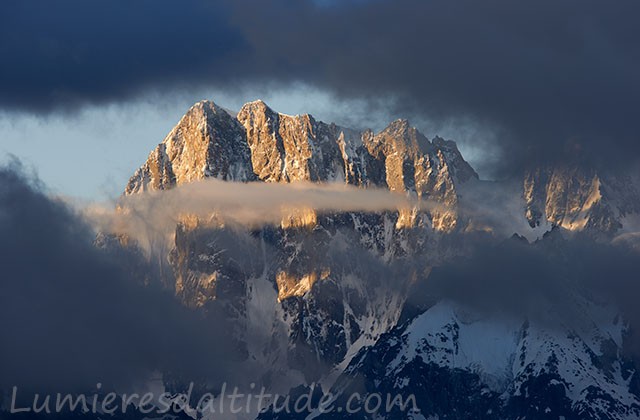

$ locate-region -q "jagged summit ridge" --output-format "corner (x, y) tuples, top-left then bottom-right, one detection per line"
(524, 164), (640, 234)
(126, 98), (477, 230)
(125, 98), (640, 236)
(125, 100), (255, 194)
(237, 99), (351, 183)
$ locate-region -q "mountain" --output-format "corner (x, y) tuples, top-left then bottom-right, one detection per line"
(524, 164), (640, 235)
(273, 297), (640, 419)
(126, 99), (478, 231)
(296, 233), (640, 420)
(126, 100), (640, 238)
(118, 99), (640, 419)
(126, 101), (256, 194)
(124, 99), (475, 386)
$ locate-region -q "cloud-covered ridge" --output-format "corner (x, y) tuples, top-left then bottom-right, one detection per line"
(87, 179), (434, 251)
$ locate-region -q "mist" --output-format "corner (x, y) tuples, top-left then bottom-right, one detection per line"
(85, 178), (438, 254)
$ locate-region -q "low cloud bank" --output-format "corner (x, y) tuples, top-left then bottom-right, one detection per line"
(86, 178), (436, 253)
(0, 163), (239, 396)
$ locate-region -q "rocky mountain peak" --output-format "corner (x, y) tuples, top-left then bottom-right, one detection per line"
(386, 118), (410, 131)
(238, 99), (276, 120)
(523, 163), (640, 234)
(125, 99), (255, 194)
(369, 118), (429, 157)
(431, 136), (478, 184)
(237, 99), (347, 183)
(126, 99), (484, 231)
(124, 98), (640, 237)
(190, 99), (227, 116)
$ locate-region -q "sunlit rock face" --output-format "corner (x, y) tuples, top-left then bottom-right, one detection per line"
(365, 119), (477, 230)
(237, 100), (350, 183)
(125, 100), (255, 194)
(524, 164), (640, 234)
(275, 269), (331, 302)
(122, 100), (640, 332)
(127, 99), (477, 232)
(279, 206), (318, 229)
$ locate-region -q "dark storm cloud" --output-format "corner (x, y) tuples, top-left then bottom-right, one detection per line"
(0, 0), (246, 112)
(0, 161), (239, 395)
(229, 0), (640, 171)
(2, 0), (640, 169)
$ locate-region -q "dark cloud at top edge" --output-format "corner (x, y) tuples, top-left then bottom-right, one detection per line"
(0, 0), (247, 113)
(1, 0), (640, 172)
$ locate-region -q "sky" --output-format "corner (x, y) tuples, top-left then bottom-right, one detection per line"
(1, 0), (639, 198)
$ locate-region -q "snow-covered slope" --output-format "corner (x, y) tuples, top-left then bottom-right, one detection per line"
(320, 298), (640, 419)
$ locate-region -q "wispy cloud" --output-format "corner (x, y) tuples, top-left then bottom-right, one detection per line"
(85, 179), (439, 253)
